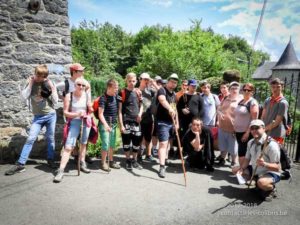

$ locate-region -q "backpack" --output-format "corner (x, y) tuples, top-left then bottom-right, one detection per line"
(92, 94), (108, 120)
(120, 88), (142, 104)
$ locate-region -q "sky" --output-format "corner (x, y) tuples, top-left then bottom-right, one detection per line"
(68, 0), (300, 61)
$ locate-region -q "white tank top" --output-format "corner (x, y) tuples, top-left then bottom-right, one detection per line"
(71, 93), (87, 119)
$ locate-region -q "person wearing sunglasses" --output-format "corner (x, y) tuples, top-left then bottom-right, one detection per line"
(232, 119), (281, 202)
(5, 64), (58, 176)
(234, 83), (259, 166)
(54, 77), (92, 183)
(175, 79), (188, 103)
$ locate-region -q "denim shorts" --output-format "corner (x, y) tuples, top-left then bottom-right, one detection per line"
(99, 123), (117, 151)
(246, 166), (280, 184)
(157, 121), (174, 142)
(65, 119), (91, 148)
(218, 128), (238, 155)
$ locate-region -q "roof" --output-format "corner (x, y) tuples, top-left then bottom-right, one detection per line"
(252, 61), (276, 80)
(272, 38), (300, 70)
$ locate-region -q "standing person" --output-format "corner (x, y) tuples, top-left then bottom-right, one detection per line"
(232, 120), (281, 202)
(177, 79), (204, 139)
(56, 63), (93, 163)
(139, 73), (156, 162)
(5, 65), (58, 175)
(218, 81), (230, 102)
(151, 76), (164, 156)
(182, 117), (214, 172)
(53, 78), (92, 183)
(175, 79), (188, 103)
(233, 83), (259, 166)
(98, 79), (120, 172)
(118, 72), (143, 170)
(156, 73), (179, 178)
(217, 82), (242, 167)
(200, 81), (220, 127)
(261, 78), (289, 145)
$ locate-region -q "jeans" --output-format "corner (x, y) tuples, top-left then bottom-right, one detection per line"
(65, 118), (91, 148)
(18, 112), (57, 165)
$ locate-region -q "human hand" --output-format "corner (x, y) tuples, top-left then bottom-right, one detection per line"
(256, 158), (265, 167)
(182, 108), (190, 115)
(241, 132), (249, 142)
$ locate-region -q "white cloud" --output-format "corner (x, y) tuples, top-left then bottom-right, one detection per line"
(145, 0), (173, 7)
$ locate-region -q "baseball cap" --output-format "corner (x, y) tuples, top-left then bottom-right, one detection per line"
(140, 72), (151, 79)
(229, 81), (240, 89)
(70, 63), (85, 72)
(168, 73), (179, 81)
(155, 75), (162, 81)
(249, 119), (265, 128)
(188, 79), (197, 86)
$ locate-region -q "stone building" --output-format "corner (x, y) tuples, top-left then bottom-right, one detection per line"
(0, 0), (72, 162)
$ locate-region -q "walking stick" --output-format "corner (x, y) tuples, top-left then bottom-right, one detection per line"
(78, 117), (84, 176)
(171, 116), (187, 187)
(247, 139), (268, 188)
(107, 117), (112, 174)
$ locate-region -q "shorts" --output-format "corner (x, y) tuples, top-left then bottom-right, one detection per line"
(218, 128), (238, 155)
(65, 119), (91, 148)
(157, 121), (174, 142)
(235, 132), (252, 157)
(99, 123), (117, 151)
(121, 121), (142, 152)
(141, 118), (153, 143)
(246, 166), (281, 184)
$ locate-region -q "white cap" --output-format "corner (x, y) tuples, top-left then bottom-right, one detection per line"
(168, 73), (179, 81)
(249, 119), (265, 127)
(140, 72), (150, 79)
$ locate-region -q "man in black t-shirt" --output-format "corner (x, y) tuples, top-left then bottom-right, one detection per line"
(182, 117), (214, 172)
(156, 73), (179, 178)
(118, 72), (143, 170)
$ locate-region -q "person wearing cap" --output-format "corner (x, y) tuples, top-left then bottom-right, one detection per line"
(177, 79), (205, 140)
(261, 78), (289, 145)
(232, 119), (281, 201)
(56, 63), (93, 164)
(217, 81), (242, 167)
(138, 73), (156, 162)
(156, 73), (179, 178)
(176, 79), (188, 103)
(5, 65), (58, 176)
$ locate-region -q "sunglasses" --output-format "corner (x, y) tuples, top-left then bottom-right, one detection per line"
(243, 89), (252, 92)
(250, 126), (261, 130)
(76, 83), (86, 88)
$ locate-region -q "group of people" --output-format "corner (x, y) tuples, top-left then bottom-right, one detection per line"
(5, 63), (289, 202)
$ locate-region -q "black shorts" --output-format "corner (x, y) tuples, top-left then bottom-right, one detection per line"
(236, 132), (252, 157)
(141, 117), (153, 143)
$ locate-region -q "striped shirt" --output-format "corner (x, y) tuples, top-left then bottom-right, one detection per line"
(99, 94), (118, 125)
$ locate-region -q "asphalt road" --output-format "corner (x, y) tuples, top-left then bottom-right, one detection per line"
(0, 154), (299, 225)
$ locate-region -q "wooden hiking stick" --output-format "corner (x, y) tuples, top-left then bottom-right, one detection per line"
(171, 116), (187, 187)
(247, 139), (268, 188)
(78, 118), (84, 176)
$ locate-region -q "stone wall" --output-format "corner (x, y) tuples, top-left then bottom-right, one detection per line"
(0, 0), (72, 162)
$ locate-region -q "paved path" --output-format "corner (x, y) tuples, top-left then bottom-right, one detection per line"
(0, 154), (299, 225)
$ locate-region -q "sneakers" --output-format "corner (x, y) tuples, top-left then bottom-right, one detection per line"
(53, 169), (64, 183)
(264, 188), (278, 202)
(145, 155), (156, 162)
(132, 160), (143, 170)
(152, 148), (158, 156)
(5, 163), (25, 176)
(100, 162), (111, 172)
(217, 158), (226, 166)
(158, 166), (166, 178)
(109, 161), (121, 169)
(126, 159), (133, 171)
(80, 161), (91, 173)
(47, 159), (58, 169)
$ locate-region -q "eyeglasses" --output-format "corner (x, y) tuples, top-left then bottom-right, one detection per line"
(243, 89), (252, 92)
(75, 70), (84, 73)
(250, 126), (260, 130)
(76, 83), (86, 88)
(182, 84), (188, 87)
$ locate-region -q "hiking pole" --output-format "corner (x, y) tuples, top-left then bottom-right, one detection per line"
(171, 116), (187, 187)
(78, 117), (84, 176)
(247, 139), (268, 188)
(107, 116), (112, 174)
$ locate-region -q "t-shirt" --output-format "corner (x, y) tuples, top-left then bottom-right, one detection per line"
(234, 98), (258, 132)
(141, 87), (155, 119)
(99, 94), (118, 125)
(263, 97), (289, 138)
(30, 82), (55, 115)
(156, 87), (176, 123)
(117, 89), (140, 122)
(245, 134), (281, 176)
(218, 95), (243, 132)
(202, 93), (220, 126)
